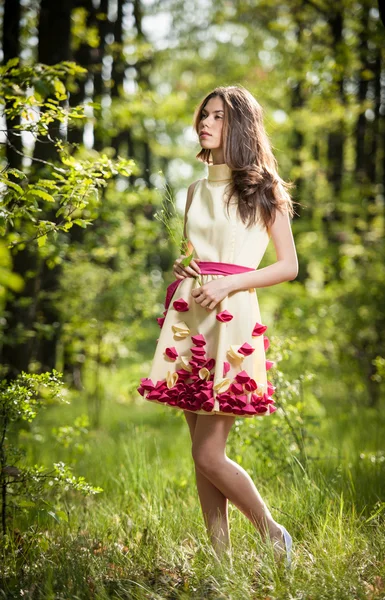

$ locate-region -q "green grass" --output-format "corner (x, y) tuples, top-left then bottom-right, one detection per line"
(1, 361), (385, 600)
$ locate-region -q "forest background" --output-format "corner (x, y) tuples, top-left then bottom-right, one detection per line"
(0, 0), (384, 599)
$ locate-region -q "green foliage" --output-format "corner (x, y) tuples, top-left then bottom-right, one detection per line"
(0, 58), (138, 249)
(0, 58), (87, 119)
(0, 371), (102, 537)
(0, 370), (66, 423)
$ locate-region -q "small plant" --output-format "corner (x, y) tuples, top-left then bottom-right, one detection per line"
(0, 370), (103, 539)
(154, 176), (202, 285)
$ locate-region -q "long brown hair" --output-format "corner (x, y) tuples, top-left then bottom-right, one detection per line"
(193, 85), (297, 232)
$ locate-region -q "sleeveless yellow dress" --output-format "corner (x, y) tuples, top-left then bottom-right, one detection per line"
(138, 163), (277, 417)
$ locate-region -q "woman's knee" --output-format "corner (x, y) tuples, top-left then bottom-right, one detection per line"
(192, 442), (223, 476)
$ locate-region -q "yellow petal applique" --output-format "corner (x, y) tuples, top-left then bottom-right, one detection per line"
(172, 321), (190, 339)
(213, 378), (231, 393)
(178, 355), (192, 372)
(227, 345), (245, 362)
(198, 367), (210, 381)
(166, 371), (179, 389)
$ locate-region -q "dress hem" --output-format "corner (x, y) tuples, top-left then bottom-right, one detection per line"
(142, 396), (276, 418)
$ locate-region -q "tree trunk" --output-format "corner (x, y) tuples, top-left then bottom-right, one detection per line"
(2, 0), (22, 171)
(2, 1), (73, 379)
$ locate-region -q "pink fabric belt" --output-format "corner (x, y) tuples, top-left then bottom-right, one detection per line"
(164, 260), (255, 310)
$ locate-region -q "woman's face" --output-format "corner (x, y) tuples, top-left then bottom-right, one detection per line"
(198, 96), (224, 150)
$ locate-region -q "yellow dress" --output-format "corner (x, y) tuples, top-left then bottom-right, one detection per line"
(138, 163), (277, 417)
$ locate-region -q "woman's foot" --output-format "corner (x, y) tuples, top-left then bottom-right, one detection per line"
(271, 524), (292, 569)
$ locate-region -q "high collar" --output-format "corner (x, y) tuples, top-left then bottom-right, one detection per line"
(207, 163), (232, 182)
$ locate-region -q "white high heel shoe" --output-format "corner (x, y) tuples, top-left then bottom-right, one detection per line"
(275, 524), (293, 569)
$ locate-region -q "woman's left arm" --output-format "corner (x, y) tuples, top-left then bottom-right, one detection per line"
(227, 208), (298, 293)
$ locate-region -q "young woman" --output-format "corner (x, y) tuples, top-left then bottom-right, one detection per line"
(138, 85), (298, 569)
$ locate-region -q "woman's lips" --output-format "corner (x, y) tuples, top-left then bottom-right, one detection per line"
(200, 132), (211, 138)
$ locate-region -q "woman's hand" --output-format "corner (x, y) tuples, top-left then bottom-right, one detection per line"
(173, 255), (201, 280)
(191, 277), (234, 310)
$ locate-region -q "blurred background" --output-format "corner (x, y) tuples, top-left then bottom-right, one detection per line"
(0, 1), (384, 597)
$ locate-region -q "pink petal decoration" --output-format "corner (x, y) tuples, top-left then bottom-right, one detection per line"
(164, 347), (178, 360)
(264, 396), (276, 405)
(223, 362), (230, 376)
(238, 342), (255, 356)
(201, 399), (215, 412)
(235, 370), (250, 384)
(158, 393), (170, 402)
(140, 342), (278, 418)
(244, 378), (257, 392)
(219, 403), (233, 413)
(263, 336), (270, 351)
(175, 369), (191, 380)
(236, 395), (248, 407)
(173, 298), (189, 312)
(191, 333), (206, 346)
(250, 393), (263, 406)
(229, 382), (244, 395)
(187, 401), (200, 411)
(252, 322), (268, 336)
(197, 390), (212, 402)
(217, 392), (232, 402)
(140, 378), (155, 391)
(189, 358), (206, 369)
(265, 360), (275, 370)
(157, 316), (165, 328)
(216, 310), (234, 323)
(190, 346), (206, 357)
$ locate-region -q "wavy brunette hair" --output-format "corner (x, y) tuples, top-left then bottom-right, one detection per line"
(193, 85), (297, 232)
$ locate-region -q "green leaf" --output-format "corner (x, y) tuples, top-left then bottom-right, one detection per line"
(6, 168), (26, 179)
(37, 234), (47, 247)
(5, 180), (23, 195)
(4, 57), (19, 70)
(73, 219), (92, 228)
(29, 189), (55, 203)
(55, 510), (69, 522)
(181, 254), (194, 268)
(54, 79), (66, 97)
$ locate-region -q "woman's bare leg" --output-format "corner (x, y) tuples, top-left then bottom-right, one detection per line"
(192, 414), (285, 556)
(184, 410), (230, 558)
